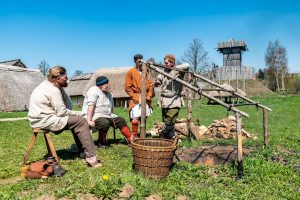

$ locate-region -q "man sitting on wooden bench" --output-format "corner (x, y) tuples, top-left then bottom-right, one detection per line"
(82, 75), (134, 147)
(27, 66), (101, 168)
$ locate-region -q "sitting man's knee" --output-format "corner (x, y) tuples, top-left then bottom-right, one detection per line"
(95, 118), (110, 130)
(114, 117), (127, 128)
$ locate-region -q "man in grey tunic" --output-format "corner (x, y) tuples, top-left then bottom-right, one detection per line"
(28, 66), (101, 167)
(155, 54), (188, 139)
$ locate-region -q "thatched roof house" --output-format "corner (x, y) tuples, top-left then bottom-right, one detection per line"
(208, 83), (246, 103)
(209, 83), (246, 97)
(0, 59), (27, 68)
(65, 73), (93, 106)
(0, 64), (45, 111)
(83, 67), (131, 108)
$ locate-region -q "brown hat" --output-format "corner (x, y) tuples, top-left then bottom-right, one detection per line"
(164, 54), (176, 62)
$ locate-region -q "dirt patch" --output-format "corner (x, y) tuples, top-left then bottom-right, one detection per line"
(0, 176), (22, 185)
(272, 146), (300, 170)
(75, 193), (101, 200)
(175, 145), (254, 166)
(145, 195), (162, 200)
(35, 195), (56, 200)
(118, 184), (134, 198)
(176, 196), (188, 200)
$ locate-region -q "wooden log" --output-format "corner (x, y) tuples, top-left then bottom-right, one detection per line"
(192, 72), (272, 112)
(148, 61), (271, 112)
(140, 63), (147, 138)
(175, 127), (188, 136)
(175, 118), (200, 125)
(191, 125), (200, 140)
(236, 112), (243, 179)
(198, 125), (208, 137)
(187, 73), (193, 141)
(147, 63), (249, 117)
(263, 108), (269, 146)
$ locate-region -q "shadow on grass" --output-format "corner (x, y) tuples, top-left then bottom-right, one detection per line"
(54, 149), (81, 160)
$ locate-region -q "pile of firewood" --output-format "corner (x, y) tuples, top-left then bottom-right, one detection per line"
(147, 116), (251, 140)
(202, 116), (251, 139)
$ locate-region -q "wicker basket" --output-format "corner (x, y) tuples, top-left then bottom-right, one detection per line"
(131, 138), (177, 179)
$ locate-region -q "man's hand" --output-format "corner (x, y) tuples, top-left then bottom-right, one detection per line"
(154, 80), (161, 87)
(87, 120), (95, 127)
(146, 96), (151, 101)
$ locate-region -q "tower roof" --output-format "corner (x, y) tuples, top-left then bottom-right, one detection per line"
(217, 39), (248, 52)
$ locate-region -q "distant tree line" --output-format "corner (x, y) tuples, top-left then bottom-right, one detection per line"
(256, 39), (300, 94)
(37, 60), (84, 79)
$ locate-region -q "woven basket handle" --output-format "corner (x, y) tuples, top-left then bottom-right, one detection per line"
(173, 137), (179, 146)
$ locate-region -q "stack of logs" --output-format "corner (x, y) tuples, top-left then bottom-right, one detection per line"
(203, 116), (251, 139)
(147, 116), (252, 140)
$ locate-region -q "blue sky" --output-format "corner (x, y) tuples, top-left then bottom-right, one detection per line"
(0, 0), (299, 76)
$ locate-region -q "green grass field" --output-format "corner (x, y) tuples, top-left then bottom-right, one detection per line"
(0, 96), (299, 199)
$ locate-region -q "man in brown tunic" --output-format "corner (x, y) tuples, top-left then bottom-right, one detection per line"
(125, 54), (154, 137)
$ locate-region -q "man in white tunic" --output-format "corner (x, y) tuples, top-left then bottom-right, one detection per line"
(28, 66), (101, 167)
(82, 76), (133, 146)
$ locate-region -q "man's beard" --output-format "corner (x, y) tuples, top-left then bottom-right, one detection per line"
(60, 81), (68, 87)
(101, 87), (111, 93)
(137, 63), (143, 71)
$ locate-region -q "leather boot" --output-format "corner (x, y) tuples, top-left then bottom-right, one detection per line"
(96, 131), (109, 148)
(120, 126), (133, 143)
(161, 125), (176, 139)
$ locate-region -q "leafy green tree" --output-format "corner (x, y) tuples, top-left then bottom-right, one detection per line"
(257, 68), (265, 80)
(288, 76), (300, 94)
(265, 39), (288, 93)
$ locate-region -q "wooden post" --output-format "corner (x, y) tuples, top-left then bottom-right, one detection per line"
(236, 69), (238, 90)
(140, 63), (147, 138)
(236, 112), (243, 179)
(263, 108), (269, 146)
(187, 73), (193, 141)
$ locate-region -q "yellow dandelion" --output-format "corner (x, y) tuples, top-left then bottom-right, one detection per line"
(102, 175), (109, 181)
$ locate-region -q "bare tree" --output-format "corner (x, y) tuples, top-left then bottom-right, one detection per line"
(181, 38), (211, 73)
(72, 70), (83, 78)
(147, 57), (156, 63)
(181, 38), (211, 107)
(265, 40), (288, 93)
(38, 59), (50, 76)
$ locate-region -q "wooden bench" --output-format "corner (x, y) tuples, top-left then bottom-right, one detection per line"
(22, 128), (59, 166)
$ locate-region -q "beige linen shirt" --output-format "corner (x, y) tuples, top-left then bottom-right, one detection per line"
(28, 80), (81, 131)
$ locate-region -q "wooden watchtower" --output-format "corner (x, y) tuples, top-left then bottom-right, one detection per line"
(217, 39), (248, 91)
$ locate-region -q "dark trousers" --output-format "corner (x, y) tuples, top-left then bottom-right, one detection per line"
(94, 117), (127, 132)
(57, 116), (96, 158)
(162, 107), (180, 126)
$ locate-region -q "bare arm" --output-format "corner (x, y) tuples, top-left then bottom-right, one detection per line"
(87, 104), (95, 127)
